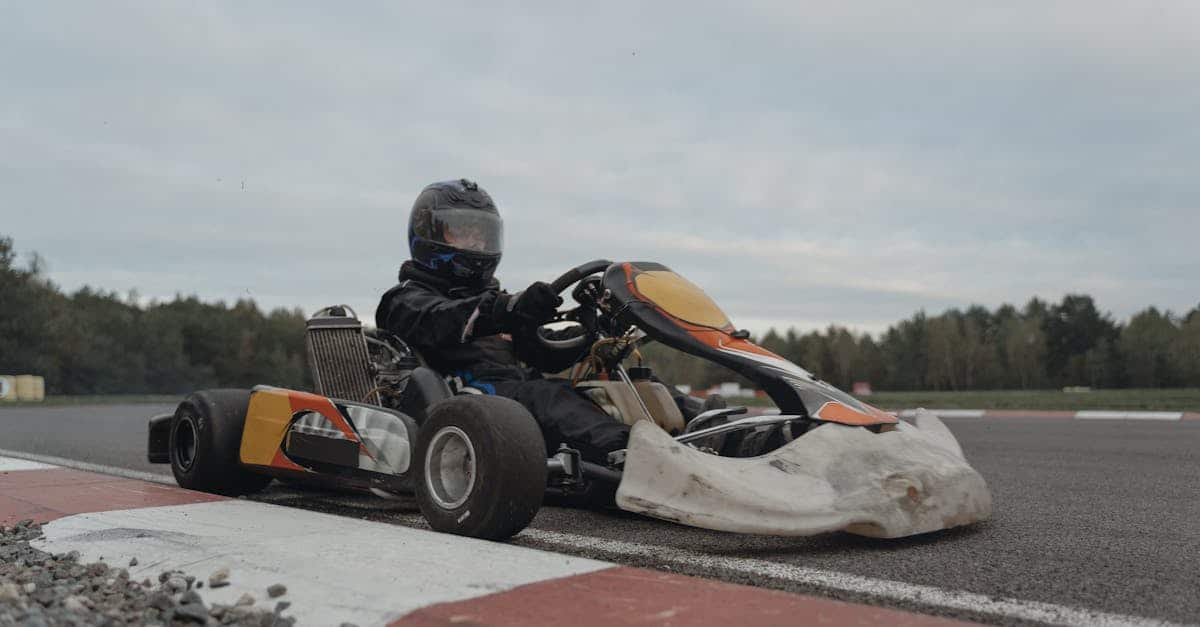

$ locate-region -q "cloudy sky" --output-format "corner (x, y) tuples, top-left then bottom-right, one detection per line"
(3, 2), (1197, 335)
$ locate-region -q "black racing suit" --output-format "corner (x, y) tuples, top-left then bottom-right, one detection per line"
(376, 261), (632, 463)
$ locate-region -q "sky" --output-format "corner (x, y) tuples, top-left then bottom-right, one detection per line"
(3, 2), (1197, 335)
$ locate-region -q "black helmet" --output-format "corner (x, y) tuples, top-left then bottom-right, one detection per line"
(408, 179), (504, 284)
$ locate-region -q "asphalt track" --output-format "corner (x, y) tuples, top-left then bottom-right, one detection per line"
(2, 403), (1198, 625)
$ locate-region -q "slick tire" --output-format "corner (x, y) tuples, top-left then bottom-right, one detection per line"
(169, 389), (273, 496)
(415, 395), (546, 540)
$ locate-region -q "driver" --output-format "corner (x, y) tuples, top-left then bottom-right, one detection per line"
(376, 179), (634, 463)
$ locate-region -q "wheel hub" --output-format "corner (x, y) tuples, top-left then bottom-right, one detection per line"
(174, 416), (198, 472)
(424, 426), (477, 510)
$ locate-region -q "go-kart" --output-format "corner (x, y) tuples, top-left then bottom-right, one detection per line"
(148, 260), (991, 540)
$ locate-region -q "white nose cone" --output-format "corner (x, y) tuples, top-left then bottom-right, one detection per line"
(615, 409), (992, 538)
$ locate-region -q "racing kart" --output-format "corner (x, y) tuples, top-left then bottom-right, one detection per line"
(148, 260), (991, 541)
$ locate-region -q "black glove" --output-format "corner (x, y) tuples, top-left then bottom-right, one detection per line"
(494, 281), (563, 330)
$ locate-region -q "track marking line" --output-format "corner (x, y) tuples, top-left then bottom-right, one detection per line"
(1075, 411), (1182, 421)
(897, 409), (986, 419)
(0, 457), (56, 472)
(0, 448), (174, 484)
(4, 451), (1188, 627)
(513, 531), (1185, 627)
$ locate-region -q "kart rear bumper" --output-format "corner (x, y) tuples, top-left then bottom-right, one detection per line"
(615, 409), (992, 538)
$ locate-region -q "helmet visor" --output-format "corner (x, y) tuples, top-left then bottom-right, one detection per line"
(426, 209), (503, 255)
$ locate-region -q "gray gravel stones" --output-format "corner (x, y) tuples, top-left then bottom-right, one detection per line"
(0, 521), (297, 626)
(0, 582), (21, 603)
(266, 584), (287, 599)
(208, 567), (231, 589)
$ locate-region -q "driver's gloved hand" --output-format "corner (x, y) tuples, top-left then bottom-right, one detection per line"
(494, 281), (563, 330)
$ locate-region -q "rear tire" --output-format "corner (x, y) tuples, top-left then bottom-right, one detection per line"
(169, 389), (273, 496)
(415, 395), (546, 540)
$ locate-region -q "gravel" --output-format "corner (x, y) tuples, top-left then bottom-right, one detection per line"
(0, 520), (298, 626)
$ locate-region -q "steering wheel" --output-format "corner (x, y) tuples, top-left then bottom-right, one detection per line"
(515, 260), (612, 366)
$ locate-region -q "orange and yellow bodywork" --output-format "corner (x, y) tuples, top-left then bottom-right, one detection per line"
(611, 262), (896, 426)
(240, 387), (364, 473)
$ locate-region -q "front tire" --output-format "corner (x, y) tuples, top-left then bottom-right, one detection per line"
(415, 395), (546, 540)
(169, 389), (272, 496)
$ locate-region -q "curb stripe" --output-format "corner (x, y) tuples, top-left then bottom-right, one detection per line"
(6, 458), (973, 627)
(0, 467), (224, 526)
(0, 457), (55, 472)
(517, 529), (1186, 627)
(896, 409), (984, 419)
(1075, 411), (1182, 421)
(980, 409), (1076, 419)
(33, 499), (611, 627)
(889, 409), (1193, 421)
(390, 566), (973, 627)
(0, 447), (175, 484)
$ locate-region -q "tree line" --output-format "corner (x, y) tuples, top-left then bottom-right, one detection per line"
(646, 295), (1200, 392)
(1, 236), (309, 394)
(2, 234), (1197, 394)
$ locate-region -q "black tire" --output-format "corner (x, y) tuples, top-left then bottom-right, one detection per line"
(169, 389), (273, 496)
(414, 395), (546, 540)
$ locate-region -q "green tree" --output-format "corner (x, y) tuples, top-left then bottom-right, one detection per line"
(1120, 308), (1180, 387)
(1043, 295), (1120, 386)
(1002, 315), (1047, 389)
(1170, 306), (1200, 386)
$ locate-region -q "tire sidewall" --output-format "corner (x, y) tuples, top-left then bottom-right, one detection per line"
(169, 399), (215, 488)
(167, 389), (269, 495)
(415, 395), (546, 539)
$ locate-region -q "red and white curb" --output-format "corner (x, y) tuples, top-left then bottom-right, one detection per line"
(0, 456), (972, 627)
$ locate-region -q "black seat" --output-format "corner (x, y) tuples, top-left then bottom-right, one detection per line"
(399, 366), (453, 424)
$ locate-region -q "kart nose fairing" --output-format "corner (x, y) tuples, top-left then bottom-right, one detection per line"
(615, 409), (992, 538)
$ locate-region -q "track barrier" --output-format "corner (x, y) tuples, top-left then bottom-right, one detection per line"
(0, 375), (45, 401)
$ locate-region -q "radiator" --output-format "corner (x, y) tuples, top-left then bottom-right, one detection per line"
(305, 310), (379, 405)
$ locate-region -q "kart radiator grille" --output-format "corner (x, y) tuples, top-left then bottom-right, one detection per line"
(305, 317), (379, 405)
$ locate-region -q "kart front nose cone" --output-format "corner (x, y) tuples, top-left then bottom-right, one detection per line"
(615, 409), (991, 538)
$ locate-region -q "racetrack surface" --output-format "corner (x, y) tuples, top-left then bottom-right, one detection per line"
(2, 403), (1198, 625)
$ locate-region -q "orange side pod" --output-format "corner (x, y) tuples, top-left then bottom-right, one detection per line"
(240, 388), (361, 472)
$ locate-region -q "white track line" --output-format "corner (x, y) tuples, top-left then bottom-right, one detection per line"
(0, 448), (174, 484)
(5, 451), (1187, 627)
(0, 457), (56, 472)
(518, 529), (1186, 627)
(1075, 411), (1182, 421)
(897, 409), (986, 419)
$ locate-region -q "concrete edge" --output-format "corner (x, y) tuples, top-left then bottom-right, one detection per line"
(1, 456), (977, 627)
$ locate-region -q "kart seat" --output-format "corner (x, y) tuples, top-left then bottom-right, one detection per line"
(399, 365), (452, 424)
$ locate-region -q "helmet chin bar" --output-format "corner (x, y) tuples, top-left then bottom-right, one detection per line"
(407, 179), (504, 283)
(410, 237), (501, 284)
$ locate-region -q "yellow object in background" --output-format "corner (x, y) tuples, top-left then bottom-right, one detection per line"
(1, 375), (45, 401)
